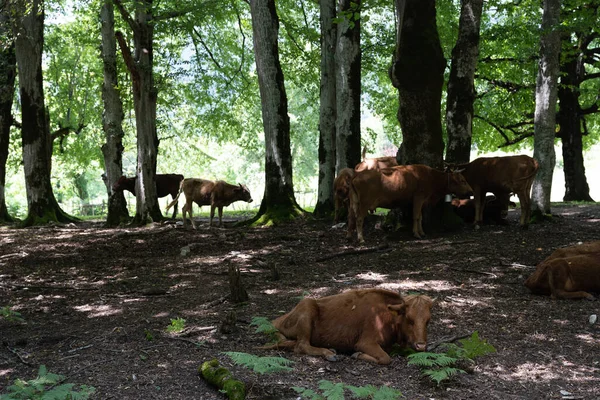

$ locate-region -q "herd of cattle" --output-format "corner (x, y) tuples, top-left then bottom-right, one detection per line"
(111, 151), (599, 365)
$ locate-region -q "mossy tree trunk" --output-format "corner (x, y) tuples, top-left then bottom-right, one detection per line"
(115, 0), (162, 225)
(335, 0), (362, 172)
(445, 0), (483, 165)
(313, 0), (337, 219)
(0, 4), (16, 223)
(390, 0), (445, 168)
(11, 0), (75, 226)
(531, 0), (560, 215)
(247, 0), (304, 226)
(100, 0), (129, 227)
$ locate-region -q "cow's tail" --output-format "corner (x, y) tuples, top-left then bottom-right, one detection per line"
(257, 340), (297, 350)
(516, 157), (540, 182)
(166, 179), (184, 211)
(361, 146), (367, 160)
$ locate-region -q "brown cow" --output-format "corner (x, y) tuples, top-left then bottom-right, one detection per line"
(166, 178), (252, 229)
(347, 165), (473, 242)
(452, 155), (539, 227)
(538, 240), (600, 262)
(333, 168), (355, 223)
(524, 252), (600, 300)
(113, 174), (184, 219)
(262, 289), (434, 365)
(451, 195), (516, 225)
(354, 147), (398, 172)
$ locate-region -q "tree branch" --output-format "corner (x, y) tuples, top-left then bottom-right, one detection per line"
(497, 131), (534, 147)
(154, 9), (193, 22)
(191, 26), (221, 69)
(112, 0), (136, 31)
(115, 31), (140, 91)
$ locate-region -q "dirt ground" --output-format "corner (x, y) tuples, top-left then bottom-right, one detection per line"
(1, 203), (599, 400)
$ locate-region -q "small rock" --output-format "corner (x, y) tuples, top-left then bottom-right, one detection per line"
(331, 223), (346, 229)
(589, 314), (597, 325)
(180, 246), (190, 256)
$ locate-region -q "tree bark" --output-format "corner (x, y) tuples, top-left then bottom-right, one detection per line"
(0, 2), (16, 223)
(100, 0), (129, 227)
(313, 0), (337, 219)
(390, 0), (446, 168)
(115, 0), (161, 225)
(11, 0), (74, 226)
(445, 0), (484, 164)
(335, 0), (361, 172)
(531, 0), (560, 215)
(247, 0), (303, 225)
(557, 40), (593, 202)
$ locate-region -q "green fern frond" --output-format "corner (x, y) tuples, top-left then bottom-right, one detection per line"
(250, 316), (278, 336)
(423, 367), (466, 385)
(318, 380), (345, 400)
(224, 351), (294, 374)
(347, 384), (403, 399)
(292, 386), (324, 400)
(346, 384), (379, 398)
(458, 331), (496, 360)
(407, 352), (458, 368)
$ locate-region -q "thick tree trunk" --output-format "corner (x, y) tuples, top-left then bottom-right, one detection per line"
(445, 0), (484, 164)
(115, 0), (161, 225)
(335, 0), (361, 172)
(390, 0), (445, 168)
(0, 4), (16, 223)
(557, 48), (594, 202)
(531, 0), (560, 215)
(248, 0), (303, 225)
(313, 0), (337, 219)
(100, 0), (129, 227)
(11, 0), (74, 226)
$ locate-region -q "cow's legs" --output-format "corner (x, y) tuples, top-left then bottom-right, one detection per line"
(218, 206), (224, 227)
(516, 191), (531, 227)
(412, 198), (425, 238)
(353, 341), (392, 365)
(182, 201), (192, 229)
(209, 205), (216, 227)
(170, 199), (178, 219)
(548, 262), (595, 300)
(188, 202), (197, 229)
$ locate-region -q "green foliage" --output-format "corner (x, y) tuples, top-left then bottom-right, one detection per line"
(250, 316), (279, 340)
(0, 307), (24, 323)
(144, 329), (154, 341)
(0, 365), (95, 400)
(407, 331), (496, 386)
(293, 380), (403, 400)
(223, 352), (294, 374)
(166, 317), (186, 333)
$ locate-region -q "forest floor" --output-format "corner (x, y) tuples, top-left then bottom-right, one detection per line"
(1, 203), (599, 400)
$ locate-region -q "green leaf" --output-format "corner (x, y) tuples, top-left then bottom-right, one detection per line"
(223, 352), (294, 374)
(318, 380), (345, 400)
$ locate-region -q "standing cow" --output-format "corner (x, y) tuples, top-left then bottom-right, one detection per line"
(166, 178), (252, 229)
(262, 289), (434, 365)
(348, 165), (473, 242)
(112, 174), (184, 219)
(451, 155), (539, 228)
(354, 146), (398, 172)
(333, 168), (355, 223)
(525, 241), (600, 300)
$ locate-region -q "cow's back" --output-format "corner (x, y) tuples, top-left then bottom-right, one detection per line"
(463, 155), (537, 192)
(542, 240), (600, 263)
(183, 178), (215, 206)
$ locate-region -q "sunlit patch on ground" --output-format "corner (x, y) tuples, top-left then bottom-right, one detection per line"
(0, 368), (14, 377)
(379, 280), (458, 292)
(355, 271), (387, 281)
(575, 333), (598, 344)
(73, 304), (123, 318)
(483, 360), (600, 383)
(527, 333), (556, 342)
(262, 289), (280, 295)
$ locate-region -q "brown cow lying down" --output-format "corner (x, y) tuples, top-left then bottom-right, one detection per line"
(333, 168), (355, 223)
(452, 155), (538, 227)
(524, 242), (600, 300)
(166, 178), (252, 229)
(348, 165), (473, 242)
(354, 146), (398, 172)
(451, 195), (516, 225)
(113, 174), (184, 219)
(262, 289), (434, 365)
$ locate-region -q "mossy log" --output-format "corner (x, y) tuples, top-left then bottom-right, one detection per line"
(199, 359), (246, 400)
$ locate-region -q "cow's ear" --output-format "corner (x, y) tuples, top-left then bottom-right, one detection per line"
(388, 303), (407, 315)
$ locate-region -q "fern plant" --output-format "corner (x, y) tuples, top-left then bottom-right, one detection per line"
(250, 316), (279, 341)
(0, 306), (24, 323)
(166, 317), (186, 333)
(444, 331), (496, 360)
(223, 351), (294, 374)
(293, 380), (403, 400)
(0, 365), (95, 400)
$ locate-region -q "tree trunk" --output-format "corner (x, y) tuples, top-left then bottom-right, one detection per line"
(335, 0), (362, 171)
(390, 0), (446, 168)
(313, 0), (337, 219)
(531, 0), (560, 215)
(557, 44), (593, 202)
(100, 0), (129, 227)
(445, 0), (484, 164)
(0, 3), (16, 223)
(115, 0), (161, 225)
(247, 0), (304, 225)
(11, 0), (74, 226)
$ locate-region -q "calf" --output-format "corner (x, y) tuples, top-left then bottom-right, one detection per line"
(451, 155), (539, 227)
(112, 174), (184, 219)
(262, 289), (434, 365)
(348, 165), (473, 242)
(333, 168), (355, 223)
(451, 195), (516, 225)
(166, 178), (252, 229)
(524, 253), (600, 300)
(354, 147), (398, 172)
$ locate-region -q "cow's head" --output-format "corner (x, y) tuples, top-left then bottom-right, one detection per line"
(390, 294), (434, 352)
(112, 176), (128, 192)
(448, 172), (474, 198)
(237, 184), (253, 203)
